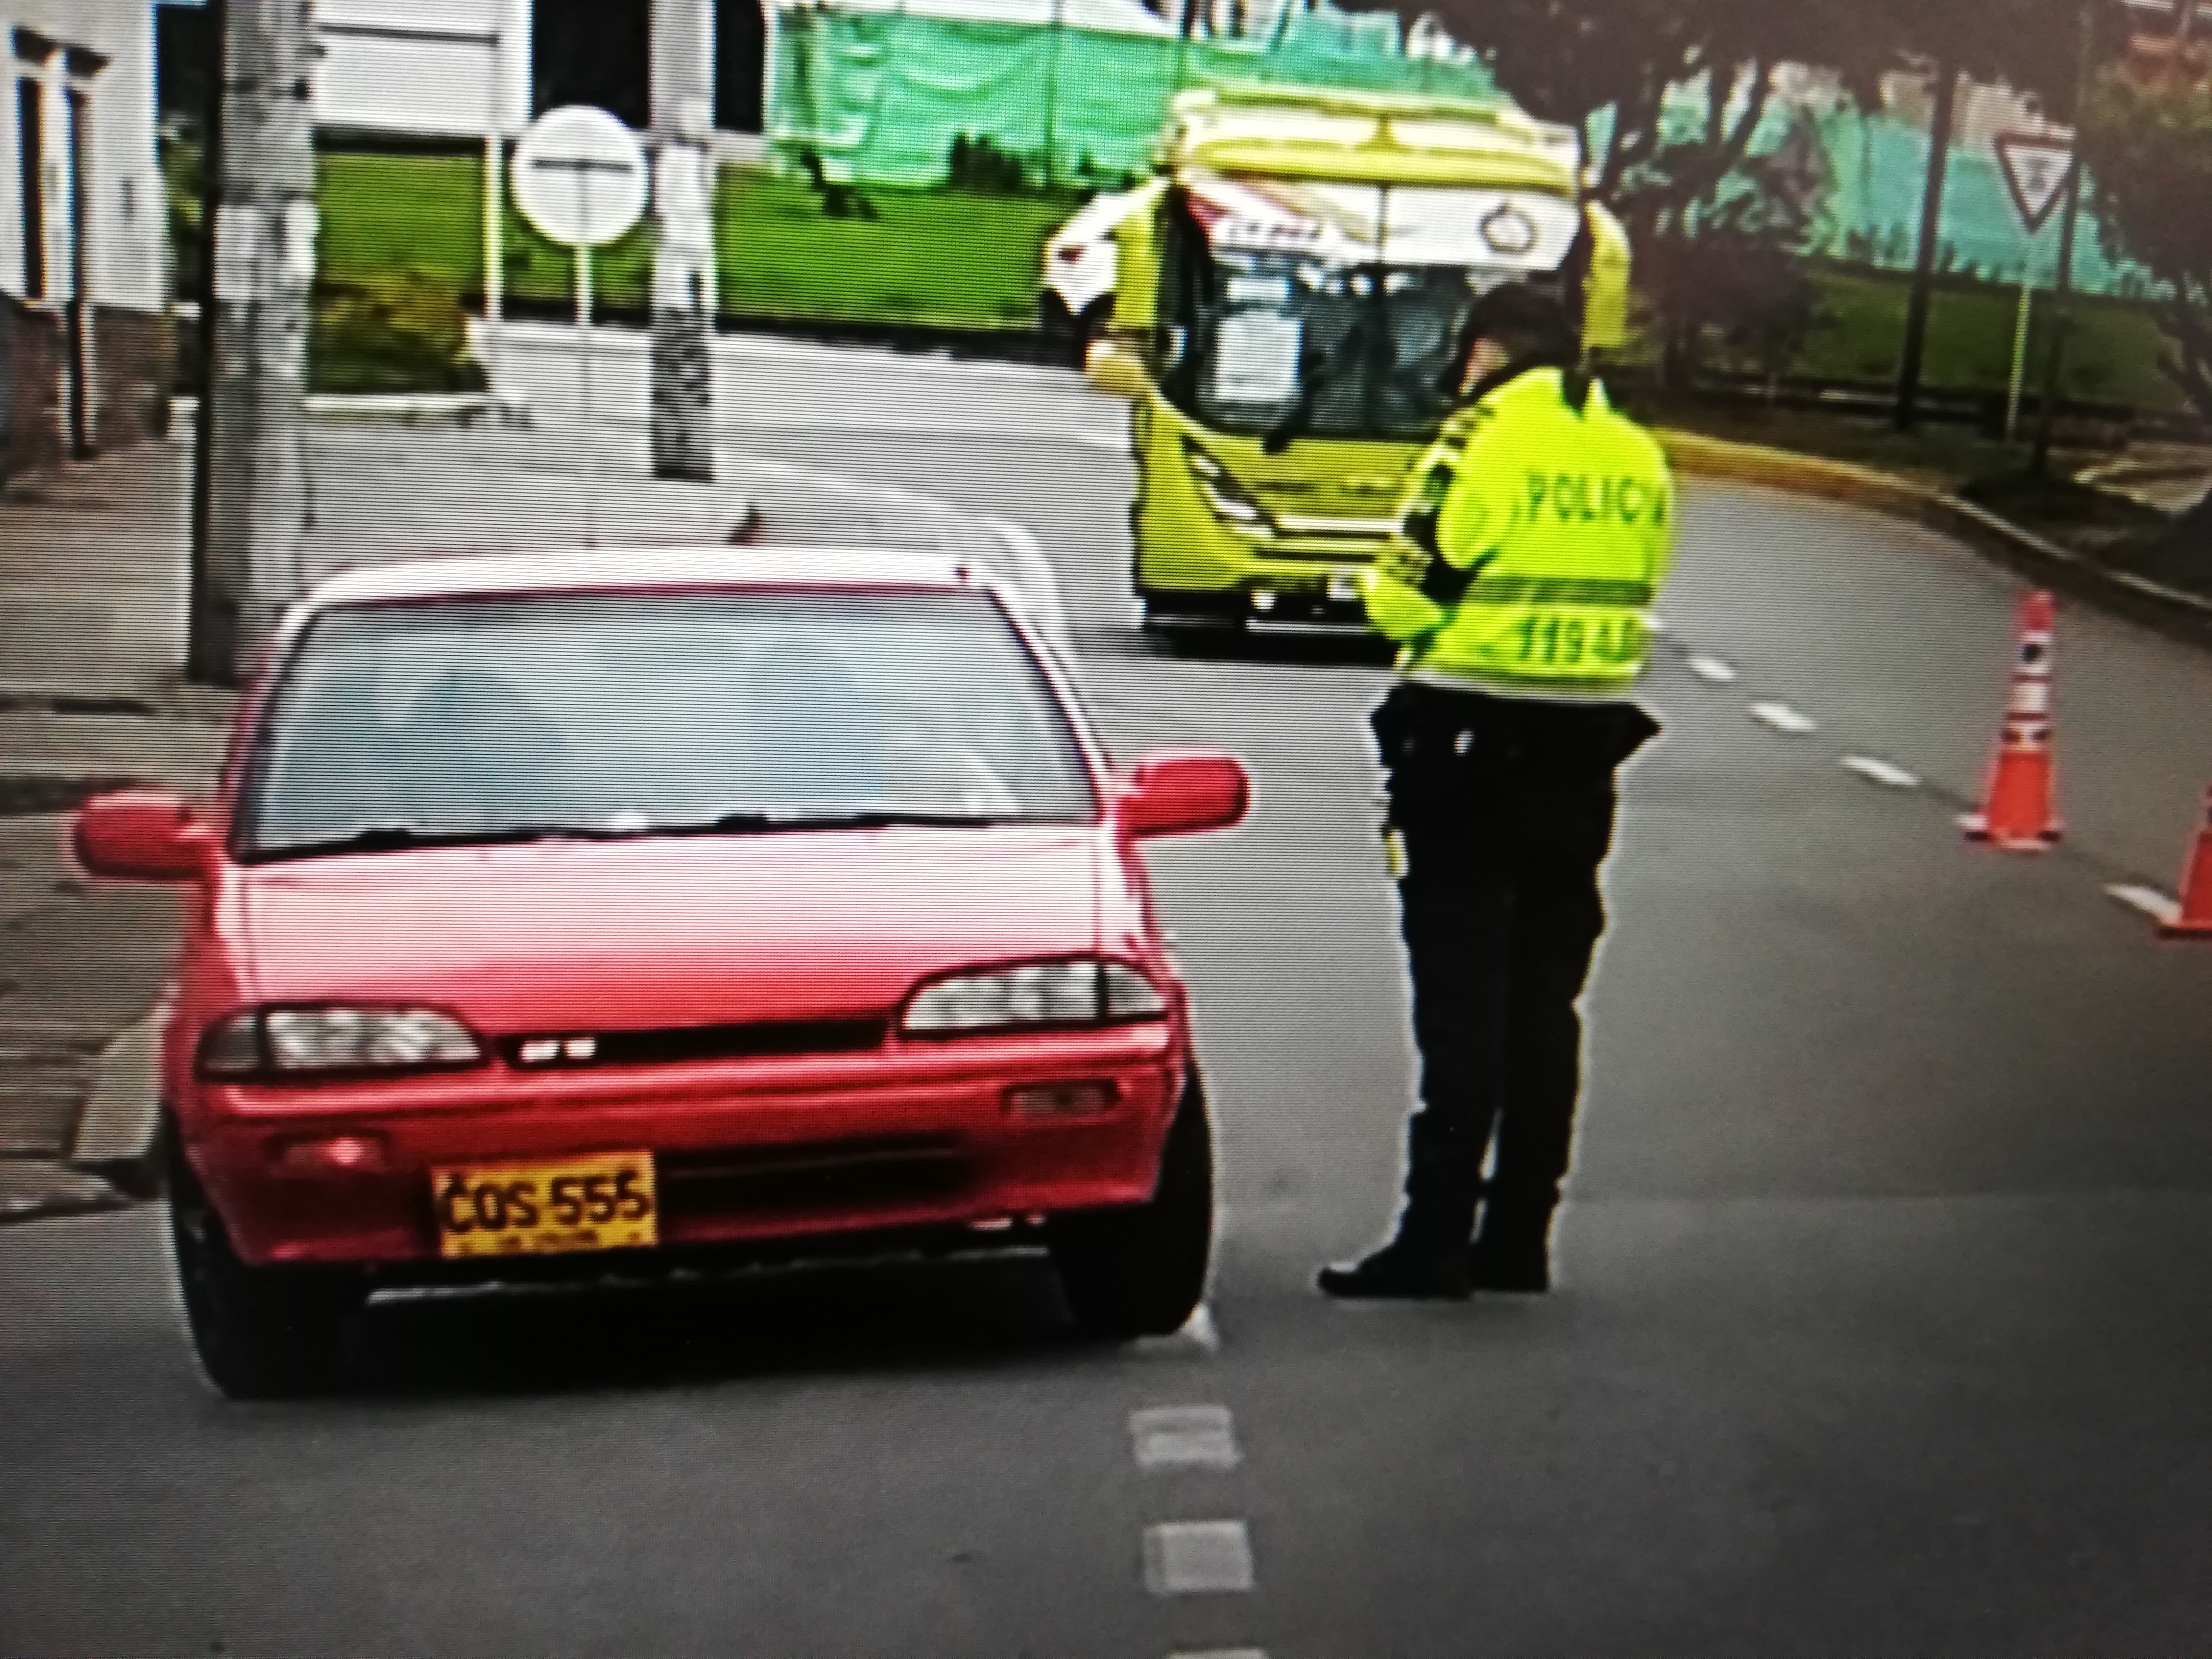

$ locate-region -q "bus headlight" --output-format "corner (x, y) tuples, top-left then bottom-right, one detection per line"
(1181, 439), (1273, 534)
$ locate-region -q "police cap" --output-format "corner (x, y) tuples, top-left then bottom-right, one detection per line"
(1460, 281), (1578, 364)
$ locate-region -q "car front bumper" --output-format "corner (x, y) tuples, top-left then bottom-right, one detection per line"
(184, 1022), (1185, 1270)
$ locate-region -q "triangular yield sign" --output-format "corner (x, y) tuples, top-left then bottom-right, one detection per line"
(1995, 132), (2077, 235)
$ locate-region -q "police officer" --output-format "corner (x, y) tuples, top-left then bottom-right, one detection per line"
(1318, 281), (1675, 1302)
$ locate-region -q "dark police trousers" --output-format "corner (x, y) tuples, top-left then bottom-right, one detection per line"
(1371, 680), (1660, 1254)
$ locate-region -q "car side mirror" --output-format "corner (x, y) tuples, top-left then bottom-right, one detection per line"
(1084, 337), (1150, 401)
(72, 790), (211, 882)
(1122, 749), (1250, 839)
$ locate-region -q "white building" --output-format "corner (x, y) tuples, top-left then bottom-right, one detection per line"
(3, 0), (168, 477)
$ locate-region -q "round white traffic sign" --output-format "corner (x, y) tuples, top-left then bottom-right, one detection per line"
(511, 106), (649, 249)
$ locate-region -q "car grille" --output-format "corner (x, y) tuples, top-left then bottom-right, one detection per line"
(657, 1136), (970, 1219)
(501, 1017), (888, 1071)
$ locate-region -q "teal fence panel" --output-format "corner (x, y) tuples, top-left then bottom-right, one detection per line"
(766, 2), (1500, 190)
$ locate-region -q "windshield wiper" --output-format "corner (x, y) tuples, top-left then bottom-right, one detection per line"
(257, 820), (638, 860)
(673, 806), (1016, 835)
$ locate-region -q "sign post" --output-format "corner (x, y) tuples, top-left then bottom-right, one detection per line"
(510, 106), (649, 546)
(2005, 278), (2036, 443)
(1993, 130), (2078, 448)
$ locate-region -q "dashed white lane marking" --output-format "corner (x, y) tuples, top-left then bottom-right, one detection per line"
(1130, 1406), (1241, 1472)
(1144, 1521), (1255, 1595)
(2108, 884), (2183, 926)
(1841, 755), (1923, 790)
(1649, 613), (1671, 637)
(1169, 1650), (1270, 1659)
(1688, 654), (1739, 685)
(1751, 701), (1820, 735)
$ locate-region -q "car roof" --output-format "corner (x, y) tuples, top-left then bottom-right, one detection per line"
(299, 546), (995, 613)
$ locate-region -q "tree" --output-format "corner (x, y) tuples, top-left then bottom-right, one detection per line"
(2080, 62), (2212, 545)
(1431, 0), (1838, 228)
(2082, 63), (2212, 424)
(1639, 105), (1830, 385)
(1426, 0), (2115, 414)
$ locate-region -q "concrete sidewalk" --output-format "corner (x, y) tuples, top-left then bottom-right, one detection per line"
(0, 417), (776, 1221)
(0, 406), (1050, 1223)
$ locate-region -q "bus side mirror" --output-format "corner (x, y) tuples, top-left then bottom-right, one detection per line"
(1084, 338), (1150, 400)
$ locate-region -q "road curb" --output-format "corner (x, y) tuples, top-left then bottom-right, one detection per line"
(171, 390), (534, 430)
(1660, 430), (2212, 654)
(68, 1011), (166, 1202)
(0, 1160), (132, 1227)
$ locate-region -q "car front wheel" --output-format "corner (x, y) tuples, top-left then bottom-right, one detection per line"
(166, 1129), (362, 1399)
(1049, 1075), (1214, 1340)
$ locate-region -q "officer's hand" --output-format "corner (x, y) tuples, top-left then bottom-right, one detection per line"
(1378, 537), (1432, 591)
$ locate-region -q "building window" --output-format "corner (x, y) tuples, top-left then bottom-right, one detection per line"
(532, 0), (650, 128)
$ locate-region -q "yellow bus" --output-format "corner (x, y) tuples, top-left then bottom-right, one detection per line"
(1086, 85), (1634, 639)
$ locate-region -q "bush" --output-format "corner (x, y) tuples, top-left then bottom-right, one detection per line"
(1642, 228), (1824, 388)
(309, 271), (486, 395)
(947, 133), (1031, 196)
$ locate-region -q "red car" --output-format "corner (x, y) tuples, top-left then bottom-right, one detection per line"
(72, 549), (1250, 1398)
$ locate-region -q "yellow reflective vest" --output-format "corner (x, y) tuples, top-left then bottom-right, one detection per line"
(1365, 367), (1676, 701)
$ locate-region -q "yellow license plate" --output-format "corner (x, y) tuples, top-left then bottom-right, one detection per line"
(431, 1152), (658, 1259)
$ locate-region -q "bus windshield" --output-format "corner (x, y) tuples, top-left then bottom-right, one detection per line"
(1163, 176), (1584, 445)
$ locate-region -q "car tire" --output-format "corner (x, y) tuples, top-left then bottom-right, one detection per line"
(1049, 1076), (1215, 1341)
(166, 1129), (361, 1400)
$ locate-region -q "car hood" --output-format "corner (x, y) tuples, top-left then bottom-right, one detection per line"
(232, 827), (1103, 1035)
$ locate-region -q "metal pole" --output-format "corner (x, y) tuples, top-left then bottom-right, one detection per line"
(482, 16), (505, 388)
(2032, 3), (2098, 480)
(649, 0), (717, 481)
(1042, 0), (1064, 190)
(577, 240), (598, 548)
(2029, 159), (2083, 477)
(185, 0), (230, 684)
(2005, 273), (2034, 442)
(190, 0), (319, 685)
(1894, 59), (1960, 433)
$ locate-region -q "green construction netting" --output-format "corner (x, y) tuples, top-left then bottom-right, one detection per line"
(764, 3), (1501, 191)
(767, 7), (2153, 300)
(1802, 108), (2149, 298)
(1618, 88), (2153, 298)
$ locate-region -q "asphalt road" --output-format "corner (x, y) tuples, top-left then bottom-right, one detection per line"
(5, 328), (2212, 1657)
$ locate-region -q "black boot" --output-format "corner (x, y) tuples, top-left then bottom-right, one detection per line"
(1467, 1208), (1554, 1294)
(1317, 1235), (1472, 1301)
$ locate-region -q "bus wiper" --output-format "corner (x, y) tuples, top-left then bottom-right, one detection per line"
(1261, 352), (1334, 456)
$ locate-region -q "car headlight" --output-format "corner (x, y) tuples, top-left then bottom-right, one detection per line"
(1181, 439), (1273, 533)
(197, 1006), (484, 1079)
(902, 958), (1169, 1035)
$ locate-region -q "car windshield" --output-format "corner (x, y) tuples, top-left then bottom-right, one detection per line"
(241, 587), (1099, 859)
(1167, 179), (1581, 443)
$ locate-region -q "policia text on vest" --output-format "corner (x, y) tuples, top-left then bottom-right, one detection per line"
(1319, 286), (1675, 1304)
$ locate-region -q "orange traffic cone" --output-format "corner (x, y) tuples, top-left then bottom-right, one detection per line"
(1962, 590), (2063, 851)
(2160, 783), (2212, 938)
